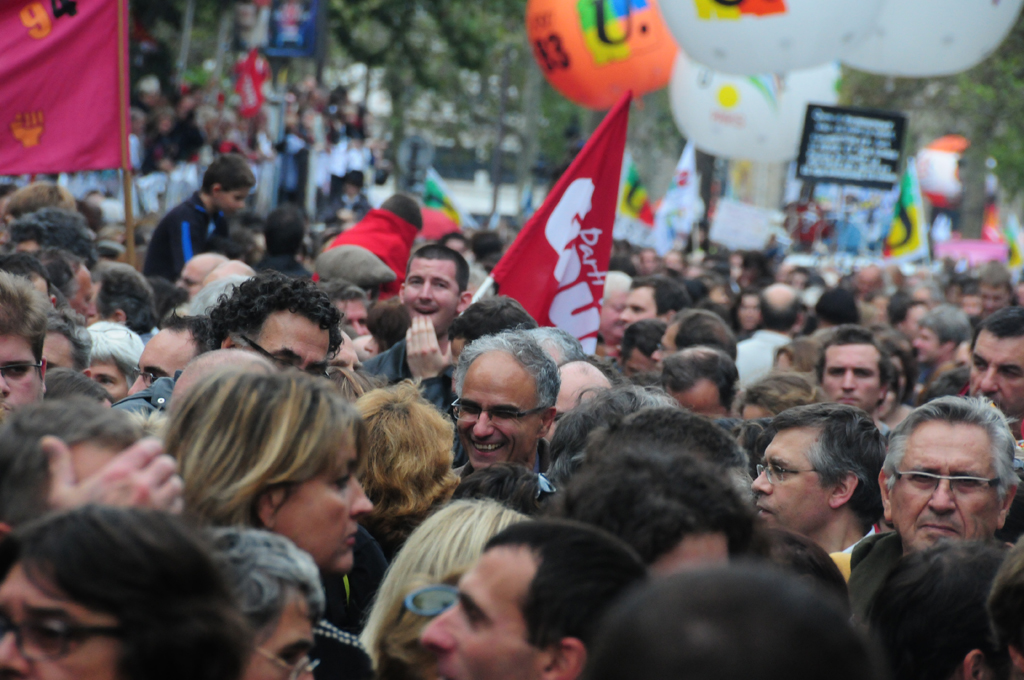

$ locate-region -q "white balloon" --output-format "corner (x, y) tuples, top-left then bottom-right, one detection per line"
(844, 0), (1024, 77)
(658, 0), (884, 76)
(917, 149), (962, 205)
(669, 52), (839, 162)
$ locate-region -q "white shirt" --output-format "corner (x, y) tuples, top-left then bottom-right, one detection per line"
(842, 525), (877, 554)
(735, 330), (791, 387)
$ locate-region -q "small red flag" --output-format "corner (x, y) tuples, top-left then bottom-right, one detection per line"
(0, 0), (128, 174)
(490, 92), (631, 353)
(235, 50), (269, 119)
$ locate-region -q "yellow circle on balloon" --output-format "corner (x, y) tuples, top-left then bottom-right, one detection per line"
(717, 85), (740, 108)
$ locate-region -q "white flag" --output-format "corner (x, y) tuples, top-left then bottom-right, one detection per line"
(653, 142), (703, 256)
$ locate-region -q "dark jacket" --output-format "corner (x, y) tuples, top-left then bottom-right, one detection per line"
(143, 191), (229, 281)
(848, 531), (904, 622)
(111, 377), (175, 415)
(312, 620), (372, 680)
(322, 526), (388, 635)
(255, 254), (312, 278)
(362, 339), (454, 415)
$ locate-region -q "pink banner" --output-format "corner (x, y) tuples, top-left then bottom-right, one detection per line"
(0, 0), (127, 174)
(934, 239), (1008, 266)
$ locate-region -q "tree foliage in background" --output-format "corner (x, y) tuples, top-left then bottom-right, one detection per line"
(842, 10), (1024, 207)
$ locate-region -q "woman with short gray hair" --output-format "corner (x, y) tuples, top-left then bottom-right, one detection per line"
(210, 528), (369, 680)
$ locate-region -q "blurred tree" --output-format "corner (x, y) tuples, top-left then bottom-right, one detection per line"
(842, 10), (1024, 234)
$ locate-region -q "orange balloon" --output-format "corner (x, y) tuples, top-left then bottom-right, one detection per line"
(526, 0), (678, 110)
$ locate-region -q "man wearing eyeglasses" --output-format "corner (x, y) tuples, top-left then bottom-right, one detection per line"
(114, 316), (207, 416)
(847, 396), (1019, 620)
(752, 403), (886, 555)
(453, 330), (559, 476)
(206, 272), (342, 378)
(0, 271), (50, 414)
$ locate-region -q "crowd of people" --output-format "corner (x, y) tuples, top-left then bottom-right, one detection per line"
(3, 154), (1024, 680)
(125, 74), (381, 223)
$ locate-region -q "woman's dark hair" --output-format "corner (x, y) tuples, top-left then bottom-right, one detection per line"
(869, 540), (1009, 680)
(549, 451), (756, 564)
(366, 298), (411, 353)
(764, 528), (849, 608)
(44, 367), (111, 403)
(453, 463), (547, 516)
(0, 506), (251, 680)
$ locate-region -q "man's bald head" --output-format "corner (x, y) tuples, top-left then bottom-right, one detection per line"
(856, 264), (884, 299)
(556, 360), (612, 415)
(760, 284), (801, 334)
(201, 260), (256, 289)
(177, 254), (229, 298)
(170, 348), (275, 407)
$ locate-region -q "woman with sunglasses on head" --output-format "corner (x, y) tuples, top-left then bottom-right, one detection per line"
(0, 505), (249, 680)
(360, 500), (527, 680)
(166, 369), (375, 680)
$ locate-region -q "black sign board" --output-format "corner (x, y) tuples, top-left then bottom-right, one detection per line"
(796, 105), (907, 190)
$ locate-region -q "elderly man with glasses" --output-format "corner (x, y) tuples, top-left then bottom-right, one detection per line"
(847, 396), (1019, 621)
(452, 330), (560, 478)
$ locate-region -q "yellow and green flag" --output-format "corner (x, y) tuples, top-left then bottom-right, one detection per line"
(884, 159), (929, 263)
(423, 167), (478, 228)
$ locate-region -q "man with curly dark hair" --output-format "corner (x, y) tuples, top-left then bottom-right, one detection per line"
(205, 271), (343, 376)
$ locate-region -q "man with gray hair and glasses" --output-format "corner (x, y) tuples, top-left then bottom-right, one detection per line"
(453, 330), (560, 477)
(847, 396), (1019, 620)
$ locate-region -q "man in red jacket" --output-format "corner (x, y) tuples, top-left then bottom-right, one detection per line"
(324, 194), (421, 299)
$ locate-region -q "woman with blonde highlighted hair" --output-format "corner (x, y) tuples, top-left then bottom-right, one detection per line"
(360, 500), (528, 680)
(355, 381), (460, 560)
(166, 369), (373, 576)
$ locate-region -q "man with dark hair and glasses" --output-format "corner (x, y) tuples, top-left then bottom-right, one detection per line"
(847, 396), (1019, 620)
(453, 330), (560, 477)
(114, 316), (210, 416)
(752, 403), (886, 556)
(0, 272), (50, 414)
(205, 272), (343, 379)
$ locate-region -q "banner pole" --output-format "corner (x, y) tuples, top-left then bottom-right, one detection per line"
(471, 275), (495, 304)
(116, 0), (136, 268)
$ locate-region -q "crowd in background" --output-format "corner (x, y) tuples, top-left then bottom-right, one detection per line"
(3, 154), (1024, 680)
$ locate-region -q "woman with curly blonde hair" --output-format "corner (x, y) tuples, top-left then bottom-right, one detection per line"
(355, 381), (460, 559)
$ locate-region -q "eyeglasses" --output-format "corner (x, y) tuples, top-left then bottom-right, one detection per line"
(134, 369), (158, 388)
(404, 584), (459, 617)
(0, 612), (123, 661)
(756, 461), (816, 485)
(237, 335), (330, 378)
(452, 400), (548, 424)
(894, 470), (1000, 496)
(536, 473), (557, 500)
(0, 363), (43, 382)
(256, 648), (320, 680)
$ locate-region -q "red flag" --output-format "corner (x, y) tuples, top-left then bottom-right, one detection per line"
(490, 92), (631, 353)
(0, 0), (128, 174)
(235, 50), (269, 119)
